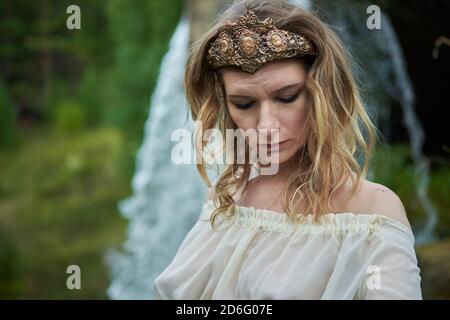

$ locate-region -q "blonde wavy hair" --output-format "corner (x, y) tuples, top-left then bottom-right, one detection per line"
(184, 0), (378, 229)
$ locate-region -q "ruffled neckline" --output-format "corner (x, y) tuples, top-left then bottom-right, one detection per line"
(200, 200), (414, 239)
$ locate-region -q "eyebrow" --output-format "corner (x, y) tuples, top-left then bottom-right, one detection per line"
(227, 83), (302, 99)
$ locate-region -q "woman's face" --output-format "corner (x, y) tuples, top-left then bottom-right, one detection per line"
(220, 58), (309, 166)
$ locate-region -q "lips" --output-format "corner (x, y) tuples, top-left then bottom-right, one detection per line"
(258, 140), (289, 149)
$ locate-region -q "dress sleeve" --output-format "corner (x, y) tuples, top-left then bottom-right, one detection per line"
(357, 218), (423, 300)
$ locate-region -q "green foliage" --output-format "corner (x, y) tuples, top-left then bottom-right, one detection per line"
(75, 68), (103, 126)
(0, 78), (19, 149)
(1, 0), (182, 145)
(0, 0), (187, 299)
(0, 226), (23, 298)
(0, 128), (129, 298)
(371, 144), (450, 237)
(52, 100), (87, 134)
(104, 0), (183, 139)
(428, 167), (450, 238)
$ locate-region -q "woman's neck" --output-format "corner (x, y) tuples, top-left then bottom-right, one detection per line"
(257, 158), (296, 183)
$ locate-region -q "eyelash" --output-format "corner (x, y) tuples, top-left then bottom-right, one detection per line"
(233, 92), (301, 110)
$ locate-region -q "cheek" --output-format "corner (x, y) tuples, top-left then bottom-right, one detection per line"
(280, 101), (308, 137)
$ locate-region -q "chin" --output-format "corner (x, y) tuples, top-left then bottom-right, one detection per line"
(257, 147), (297, 166)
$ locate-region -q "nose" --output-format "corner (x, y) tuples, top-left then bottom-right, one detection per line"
(256, 102), (280, 143)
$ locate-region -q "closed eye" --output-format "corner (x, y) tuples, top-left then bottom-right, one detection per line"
(233, 101), (254, 110)
(232, 90), (302, 110)
(277, 92), (301, 104)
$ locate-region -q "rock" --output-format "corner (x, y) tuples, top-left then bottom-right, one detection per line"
(416, 239), (450, 299)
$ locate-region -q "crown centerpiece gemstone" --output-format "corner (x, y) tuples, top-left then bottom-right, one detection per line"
(238, 30), (260, 57)
(207, 9), (316, 73)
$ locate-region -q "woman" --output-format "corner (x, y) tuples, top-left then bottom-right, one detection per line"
(154, 0), (422, 299)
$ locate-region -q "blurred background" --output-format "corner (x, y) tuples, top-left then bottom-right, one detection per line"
(0, 0), (448, 299)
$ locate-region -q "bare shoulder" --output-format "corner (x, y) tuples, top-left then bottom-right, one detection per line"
(349, 179), (412, 230)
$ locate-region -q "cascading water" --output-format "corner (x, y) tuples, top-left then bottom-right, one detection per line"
(106, 14), (208, 299)
(320, 0), (438, 244)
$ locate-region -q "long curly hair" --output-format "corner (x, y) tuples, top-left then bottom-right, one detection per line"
(184, 0), (378, 229)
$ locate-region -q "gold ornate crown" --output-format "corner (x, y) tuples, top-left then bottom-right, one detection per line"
(206, 9), (316, 73)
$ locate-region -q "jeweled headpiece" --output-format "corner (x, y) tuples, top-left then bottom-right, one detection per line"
(207, 9), (316, 73)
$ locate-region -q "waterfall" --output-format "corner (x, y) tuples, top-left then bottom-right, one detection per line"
(106, 14), (208, 299)
(378, 14), (438, 244)
(289, 0), (312, 10)
(321, 0), (437, 244)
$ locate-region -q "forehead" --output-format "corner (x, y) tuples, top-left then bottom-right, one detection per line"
(219, 58), (306, 93)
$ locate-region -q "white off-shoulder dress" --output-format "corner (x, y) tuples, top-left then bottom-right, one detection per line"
(154, 166), (422, 300)
(153, 201), (422, 300)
